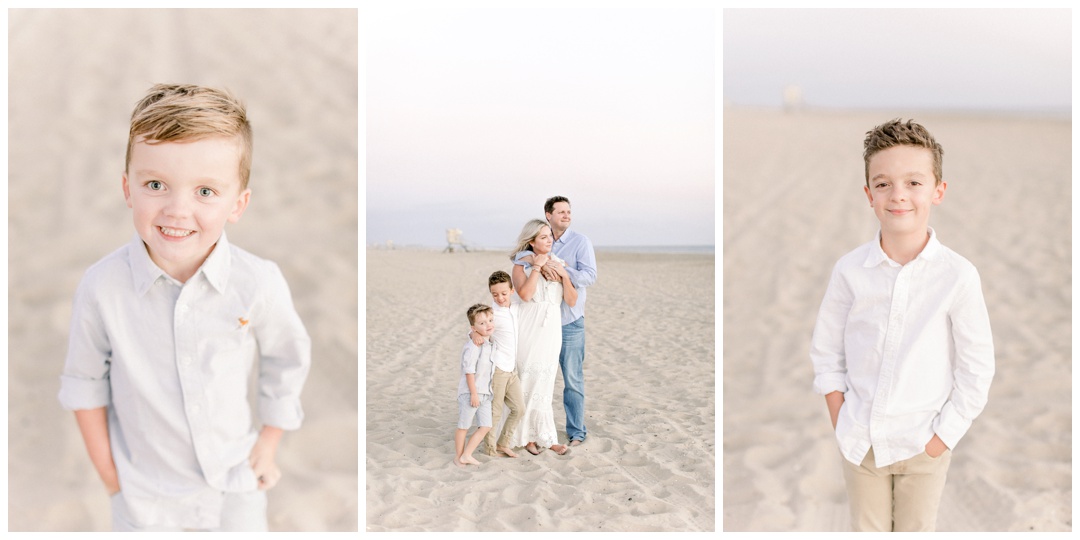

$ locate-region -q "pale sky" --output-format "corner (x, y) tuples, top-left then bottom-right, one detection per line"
(724, 8), (1071, 113)
(366, 6), (715, 249)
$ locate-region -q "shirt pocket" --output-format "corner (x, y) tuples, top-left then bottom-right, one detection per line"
(198, 308), (255, 377)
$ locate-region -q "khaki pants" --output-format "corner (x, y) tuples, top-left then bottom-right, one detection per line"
(483, 368), (524, 455)
(841, 446), (952, 532)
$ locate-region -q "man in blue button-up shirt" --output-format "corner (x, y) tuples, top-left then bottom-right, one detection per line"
(527, 196), (597, 446)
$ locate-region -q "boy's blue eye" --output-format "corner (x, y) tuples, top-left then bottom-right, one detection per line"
(198, 187), (215, 197)
(147, 181), (163, 190)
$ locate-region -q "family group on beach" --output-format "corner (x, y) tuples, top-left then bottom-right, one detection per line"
(453, 196), (597, 467)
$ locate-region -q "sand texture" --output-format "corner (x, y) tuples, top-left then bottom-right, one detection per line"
(723, 107), (1071, 531)
(8, 9), (358, 531)
(365, 248), (715, 531)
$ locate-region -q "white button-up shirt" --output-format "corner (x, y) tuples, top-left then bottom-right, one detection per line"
(58, 233), (311, 528)
(810, 229), (994, 468)
(490, 302), (519, 373)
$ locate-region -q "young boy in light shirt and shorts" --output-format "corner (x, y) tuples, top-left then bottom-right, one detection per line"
(59, 84), (311, 531)
(455, 303), (497, 467)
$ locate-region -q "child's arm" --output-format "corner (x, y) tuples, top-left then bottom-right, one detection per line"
(74, 407), (120, 494)
(248, 425), (284, 490)
(824, 391), (844, 430)
(466, 373), (480, 407)
(469, 329), (484, 346)
(253, 263), (312, 432)
(60, 275), (119, 494)
(810, 263), (854, 423)
(250, 263), (312, 490)
(934, 267), (996, 450)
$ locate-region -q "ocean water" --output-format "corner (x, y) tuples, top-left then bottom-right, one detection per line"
(595, 245), (714, 255)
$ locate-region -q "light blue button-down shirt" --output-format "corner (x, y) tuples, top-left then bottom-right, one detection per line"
(58, 232), (311, 529)
(515, 227), (597, 325)
(458, 339), (496, 396)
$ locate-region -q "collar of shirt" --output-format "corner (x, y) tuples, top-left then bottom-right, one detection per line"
(863, 227), (944, 268)
(553, 226), (577, 248)
(128, 232), (233, 295)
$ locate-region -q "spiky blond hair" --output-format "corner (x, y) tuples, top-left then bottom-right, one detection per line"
(126, 83), (253, 189)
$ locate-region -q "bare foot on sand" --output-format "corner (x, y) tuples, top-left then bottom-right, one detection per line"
(453, 456), (466, 467)
(549, 444), (569, 455)
(497, 446), (518, 458)
(460, 455), (481, 465)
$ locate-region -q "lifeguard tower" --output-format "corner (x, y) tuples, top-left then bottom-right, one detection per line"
(443, 228), (470, 253)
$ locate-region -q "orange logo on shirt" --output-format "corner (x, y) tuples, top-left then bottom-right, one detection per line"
(238, 317), (250, 328)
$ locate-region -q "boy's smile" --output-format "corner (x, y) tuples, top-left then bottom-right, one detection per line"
(864, 145), (946, 237)
(123, 136), (251, 283)
(471, 312), (495, 337)
(489, 282), (513, 308)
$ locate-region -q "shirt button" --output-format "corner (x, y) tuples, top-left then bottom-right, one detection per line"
(190, 404), (201, 414)
(180, 356), (192, 366)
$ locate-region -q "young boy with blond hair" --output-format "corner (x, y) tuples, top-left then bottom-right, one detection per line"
(59, 84), (311, 531)
(810, 119), (995, 531)
(455, 303), (497, 466)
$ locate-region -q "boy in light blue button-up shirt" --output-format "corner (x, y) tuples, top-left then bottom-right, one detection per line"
(454, 304), (496, 467)
(58, 84), (311, 531)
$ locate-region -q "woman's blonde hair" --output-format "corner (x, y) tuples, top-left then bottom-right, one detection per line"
(509, 219), (550, 261)
(126, 83), (253, 190)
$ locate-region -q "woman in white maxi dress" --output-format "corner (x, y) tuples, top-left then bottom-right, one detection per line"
(509, 219), (577, 456)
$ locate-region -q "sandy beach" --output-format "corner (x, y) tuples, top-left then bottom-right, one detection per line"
(722, 107), (1071, 531)
(365, 248), (715, 531)
(7, 9), (358, 531)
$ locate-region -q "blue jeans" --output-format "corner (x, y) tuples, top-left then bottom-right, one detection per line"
(560, 316), (586, 441)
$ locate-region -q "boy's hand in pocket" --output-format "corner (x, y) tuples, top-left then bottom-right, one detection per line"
(925, 433), (948, 458)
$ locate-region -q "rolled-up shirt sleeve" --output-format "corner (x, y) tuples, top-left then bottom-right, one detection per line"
(934, 267), (995, 449)
(254, 263), (312, 431)
(810, 262), (853, 396)
(58, 275), (113, 410)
